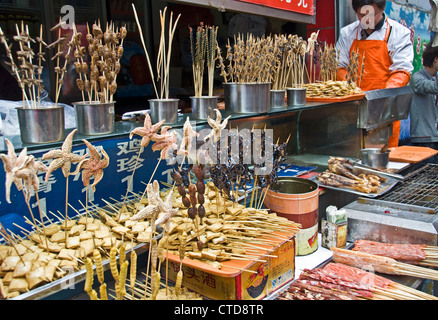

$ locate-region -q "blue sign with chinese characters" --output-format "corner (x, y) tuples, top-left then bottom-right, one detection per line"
(0, 135), (172, 237)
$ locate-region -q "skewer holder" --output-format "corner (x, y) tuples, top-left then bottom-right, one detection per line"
(270, 90), (286, 109)
(286, 88), (306, 107)
(224, 82), (271, 114)
(190, 96), (218, 120)
(149, 99), (179, 125)
(73, 101), (115, 135)
(16, 105), (65, 144)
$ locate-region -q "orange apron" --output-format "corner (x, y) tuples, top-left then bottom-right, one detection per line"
(351, 19), (400, 147)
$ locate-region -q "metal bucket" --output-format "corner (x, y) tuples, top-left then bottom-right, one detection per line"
(270, 90), (286, 109)
(149, 99), (179, 124)
(73, 101), (115, 135)
(264, 177), (319, 256)
(287, 87), (307, 107)
(360, 148), (389, 169)
(16, 105), (65, 144)
(191, 96), (218, 120)
(224, 82), (271, 114)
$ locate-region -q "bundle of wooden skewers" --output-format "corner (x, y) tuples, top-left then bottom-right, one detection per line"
(0, 20), (73, 108)
(277, 262), (437, 300)
(0, 22), (46, 109)
(71, 21), (127, 103)
(132, 5), (180, 100)
(161, 183), (300, 268)
(217, 34), (278, 84)
(189, 23), (219, 97)
(352, 240), (438, 268)
(318, 43), (339, 83)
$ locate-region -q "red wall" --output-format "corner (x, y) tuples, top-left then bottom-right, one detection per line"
(307, 0), (336, 45)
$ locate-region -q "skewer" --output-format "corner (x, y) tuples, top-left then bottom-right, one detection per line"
(391, 283), (438, 300)
(12, 223), (32, 236)
(0, 222), (25, 264)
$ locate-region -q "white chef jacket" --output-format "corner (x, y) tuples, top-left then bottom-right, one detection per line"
(336, 16), (414, 75)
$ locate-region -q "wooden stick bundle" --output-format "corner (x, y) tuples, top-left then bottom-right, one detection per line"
(332, 247), (438, 281)
(71, 21), (127, 103)
(352, 240), (438, 268)
(132, 5), (180, 100)
(189, 23), (218, 97)
(217, 34), (278, 84)
(0, 22), (46, 109)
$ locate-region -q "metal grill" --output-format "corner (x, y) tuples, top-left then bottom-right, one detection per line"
(377, 164), (438, 213)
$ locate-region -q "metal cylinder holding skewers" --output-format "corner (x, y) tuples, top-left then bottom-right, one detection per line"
(149, 99), (179, 124)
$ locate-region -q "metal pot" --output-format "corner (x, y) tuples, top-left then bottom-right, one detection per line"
(149, 99), (179, 124)
(73, 101), (115, 135)
(224, 82), (271, 114)
(264, 177), (320, 256)
(191, 96), (218, 120)
(270, 90), (286, 109)
(360, 148), (390, 169)
(286, 87), (307, 107)
(16, 105), (65, 144)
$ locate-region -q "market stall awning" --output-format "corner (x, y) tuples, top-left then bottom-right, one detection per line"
(166, 0), (316, 24)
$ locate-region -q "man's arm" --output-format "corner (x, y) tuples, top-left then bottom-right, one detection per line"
(386, 24), (414, 88)
(410, 72), (438, 94)
(335, 26), (353, 81)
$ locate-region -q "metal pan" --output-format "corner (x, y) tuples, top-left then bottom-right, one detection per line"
(351, 162), (404, 181)
(309, 174), (399, 198)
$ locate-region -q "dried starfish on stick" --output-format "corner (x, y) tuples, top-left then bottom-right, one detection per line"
(151, 126), (178, 161)
(73, 140), (110, 192)
(130, 114), (165, 148)
(178, 117), (199, 157)
(0, 139), (50, 252)
(130, 183), (160, 221)
(1, 138), (28, 203)
(122, 114), (165, 206)
(204, 109), (231, 143)
(71, 139), (110, 219)
(42, 129), (85, 242)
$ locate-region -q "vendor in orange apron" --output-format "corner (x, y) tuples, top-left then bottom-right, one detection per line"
(337, 12), (413, 147)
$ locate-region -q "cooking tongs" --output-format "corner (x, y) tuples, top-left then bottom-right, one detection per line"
(352, 162), (404, 181)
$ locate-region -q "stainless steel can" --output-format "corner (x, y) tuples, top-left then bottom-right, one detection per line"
(73, 101), (115, 135)
(16, 105), (65, 144)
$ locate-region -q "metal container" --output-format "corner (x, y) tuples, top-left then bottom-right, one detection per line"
(149, 99), (179, 124)
(358, 86), (413, 131)
(16, 105), (65, 144)
(270, 90), (286, 109)
(286, 87), (307, 107)
(73, 101), (115, 135)
(345, 164), (438, 246)
(191, 96), (218, 120)
(360, 148), (389, 169)
(224, 82), (271, 114)
(264, 177), (320, 256)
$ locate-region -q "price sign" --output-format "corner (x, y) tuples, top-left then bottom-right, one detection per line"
(236, 0), (314, 16)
